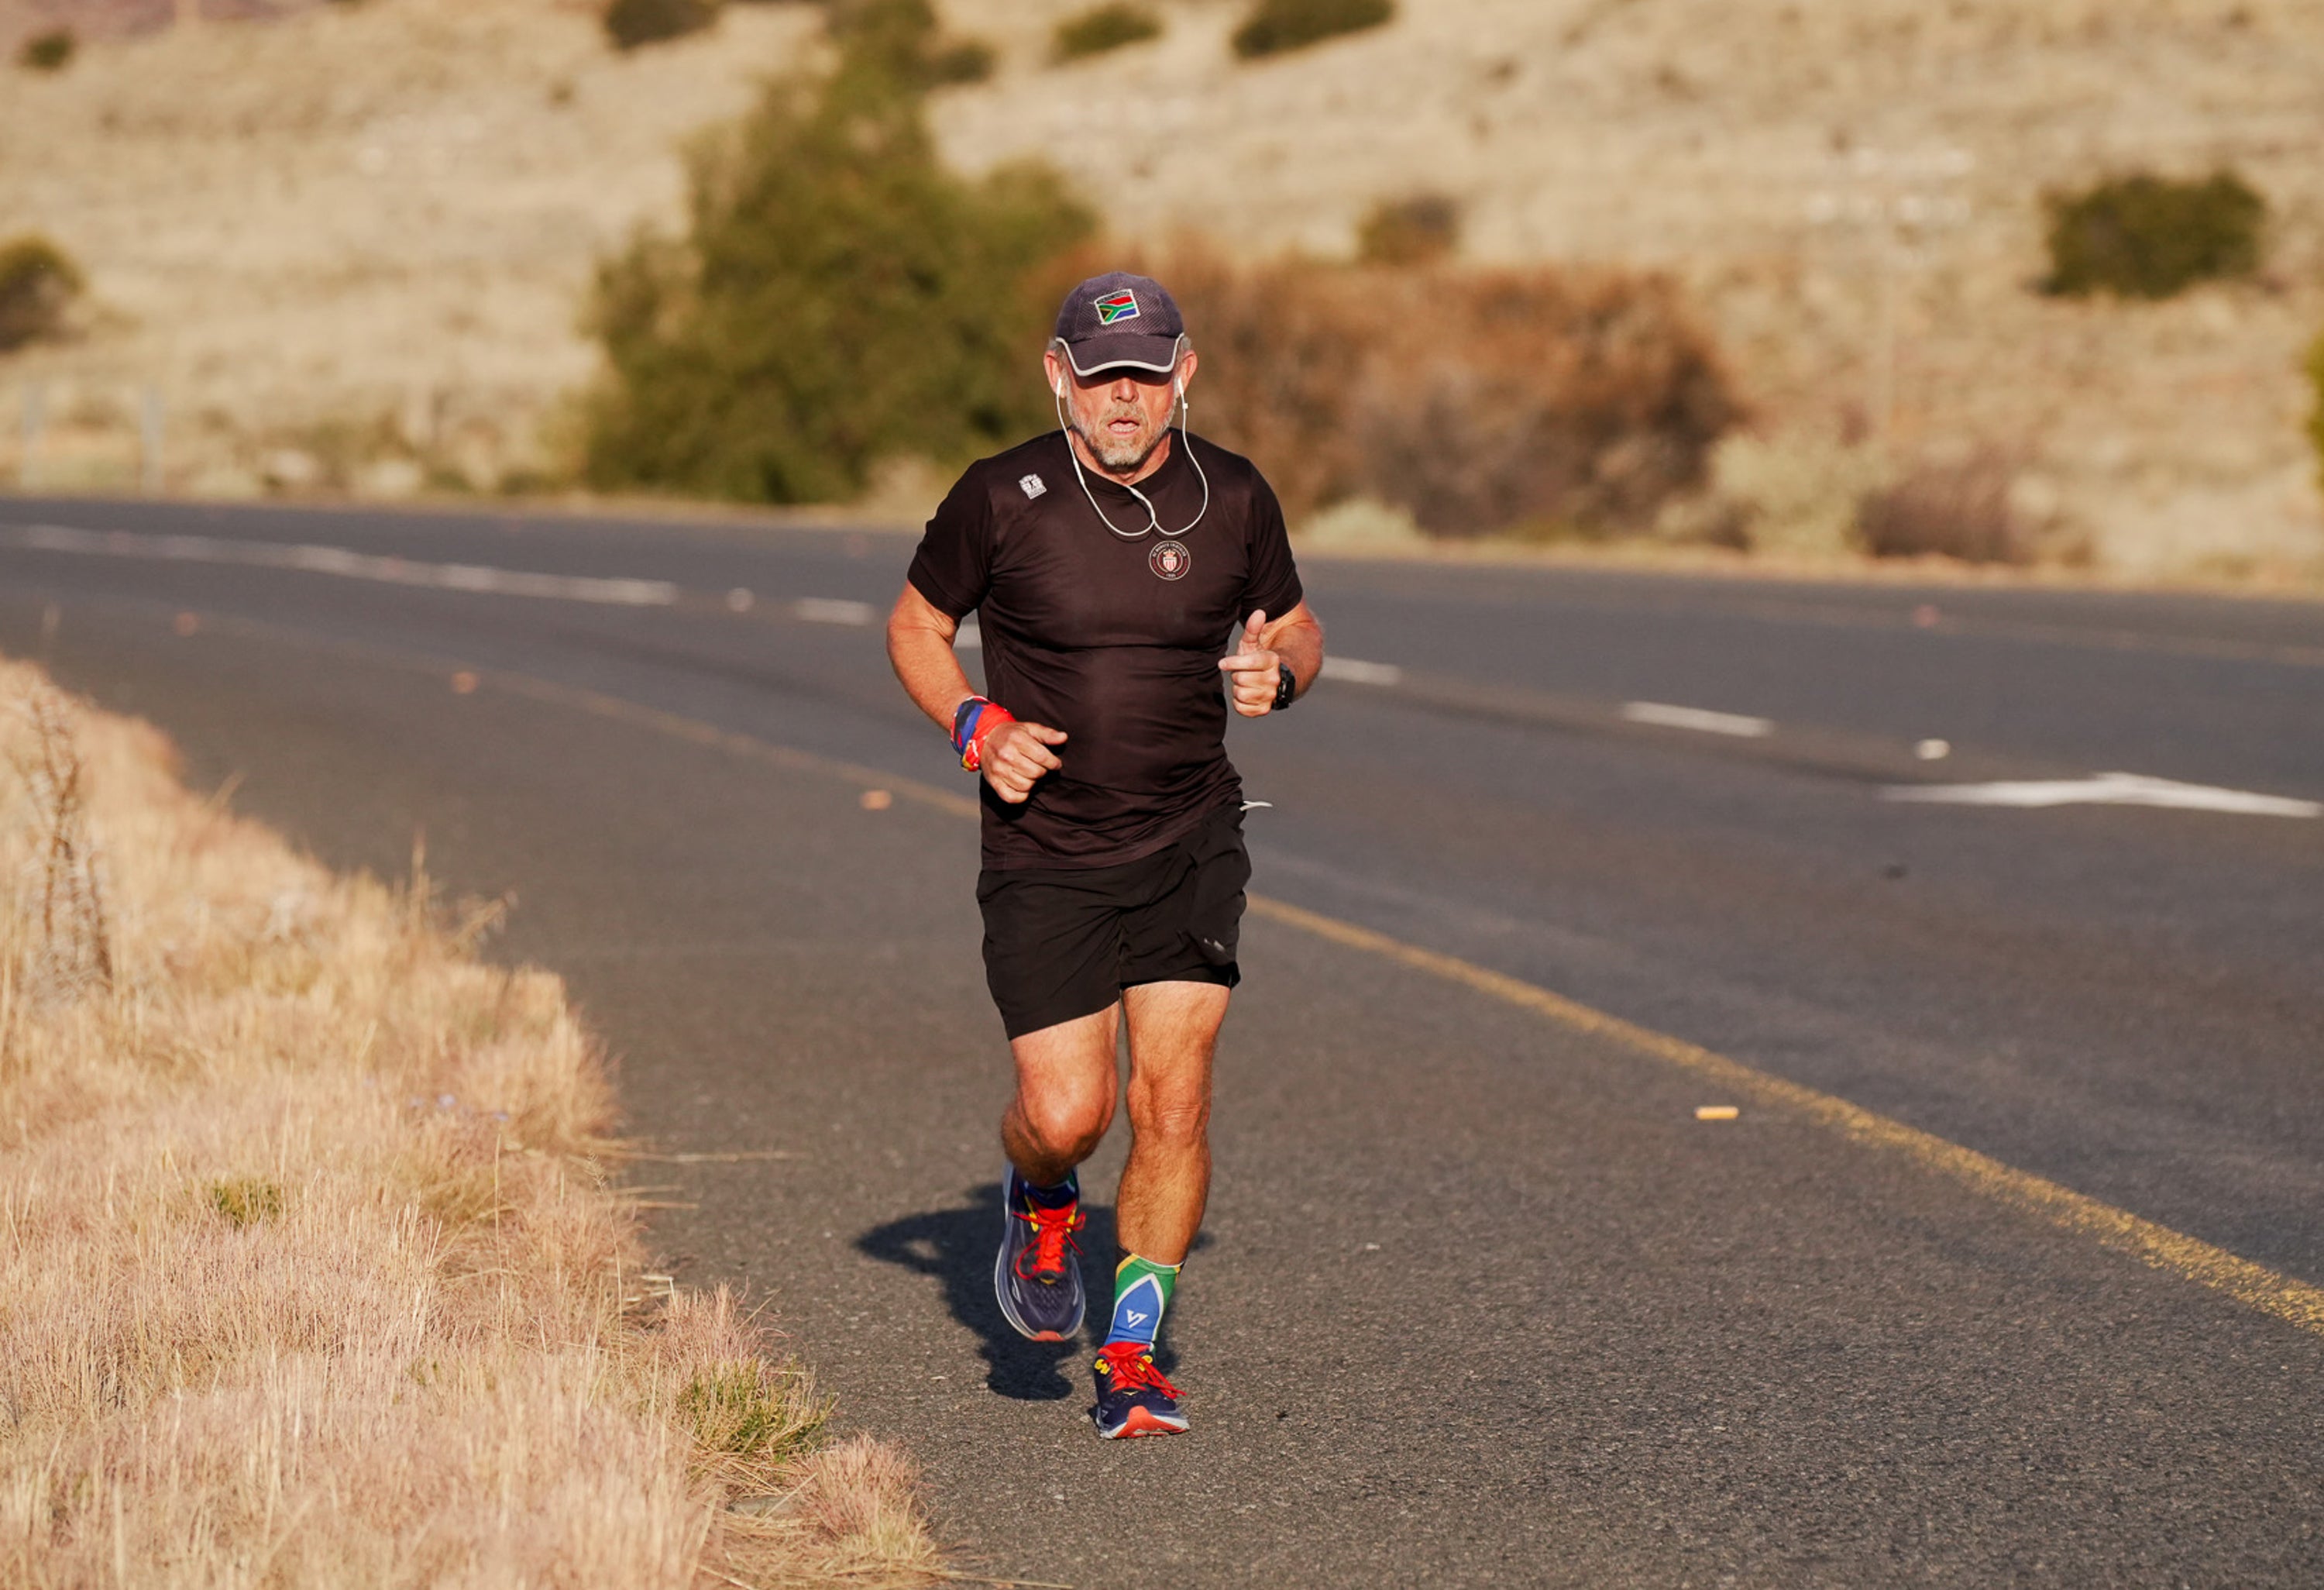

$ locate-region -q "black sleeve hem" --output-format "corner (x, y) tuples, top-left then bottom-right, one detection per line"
(906, 563), (978, 622)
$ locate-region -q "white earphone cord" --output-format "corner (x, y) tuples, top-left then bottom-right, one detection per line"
(1051, 336), (1211, 542)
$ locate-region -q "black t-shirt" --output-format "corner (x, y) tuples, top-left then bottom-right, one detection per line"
(908, 429), (1304, 870)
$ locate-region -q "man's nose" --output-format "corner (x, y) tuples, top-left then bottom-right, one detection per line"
(1109, 377), (1143, 402)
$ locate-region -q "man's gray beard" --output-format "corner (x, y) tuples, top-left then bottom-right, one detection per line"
(1070, 411), (1167, 476)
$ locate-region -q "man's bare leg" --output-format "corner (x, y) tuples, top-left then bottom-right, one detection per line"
(993, 1005), (1118, 1343)
(1000, 1004), (1119, 1183)
(1116, 980), (1230, 1265)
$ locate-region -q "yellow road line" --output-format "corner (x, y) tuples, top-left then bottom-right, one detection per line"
(139, 609), (2324, 1342)
(1247, 894), (2324, 1339)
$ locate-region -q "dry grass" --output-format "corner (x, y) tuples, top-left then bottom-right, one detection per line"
(0, 658), (940, 1589)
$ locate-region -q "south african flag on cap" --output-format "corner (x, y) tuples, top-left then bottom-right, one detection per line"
(1095, 290), (1141, 325)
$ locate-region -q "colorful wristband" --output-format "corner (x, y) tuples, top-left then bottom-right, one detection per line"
(951, 697), (1016, 772)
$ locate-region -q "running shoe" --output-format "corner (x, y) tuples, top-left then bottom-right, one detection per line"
(995, 1168), (1086, 1341)
(1090, 1341), (1188, 1439)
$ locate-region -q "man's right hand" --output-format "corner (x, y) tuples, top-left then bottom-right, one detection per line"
(981, 720), (1067, 804)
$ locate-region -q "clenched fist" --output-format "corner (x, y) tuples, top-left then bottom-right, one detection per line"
(980, 718), (1067, 804)
(1218, 610), (1285, 718)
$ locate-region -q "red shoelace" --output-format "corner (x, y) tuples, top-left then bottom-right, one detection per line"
(1097, 1341), (1181, 1399)
(1012, 1199), (1085, 1280)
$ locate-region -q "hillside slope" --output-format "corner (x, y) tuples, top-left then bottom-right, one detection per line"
(2, 0), (2320, 576)
(936, 0), (2324, 576)
(0, 0), (819, 494)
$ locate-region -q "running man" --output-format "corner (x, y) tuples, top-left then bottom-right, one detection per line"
(886, 272), (1324, 1439)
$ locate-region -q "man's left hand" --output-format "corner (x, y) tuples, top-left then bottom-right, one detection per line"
(1219, 610), (1284, 718)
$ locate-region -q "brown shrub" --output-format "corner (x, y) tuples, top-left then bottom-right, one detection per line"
(1855, 454), (2029, 564)
(1133, 245), (1740, 536)
(1356, 193), (1461, 266)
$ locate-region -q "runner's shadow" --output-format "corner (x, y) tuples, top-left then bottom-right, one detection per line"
(857, 1182), (1114, 1402)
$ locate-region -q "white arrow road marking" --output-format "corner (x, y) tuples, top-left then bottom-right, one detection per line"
(1621, 700), (1775, 738)
(1885, 772), (2322, 818)
(1319, 656), (1404, 686)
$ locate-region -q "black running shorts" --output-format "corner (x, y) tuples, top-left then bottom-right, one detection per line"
(976, 803), (1251, 1040)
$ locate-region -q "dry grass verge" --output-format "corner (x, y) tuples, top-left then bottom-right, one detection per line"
(0, 659), (939, 1588)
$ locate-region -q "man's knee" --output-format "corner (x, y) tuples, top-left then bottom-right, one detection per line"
(1016, 1085), (1111, 1162)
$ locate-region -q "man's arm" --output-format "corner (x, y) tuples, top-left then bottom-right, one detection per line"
(1218, 601), (1325, 718)
(885, 582), (1067, 804)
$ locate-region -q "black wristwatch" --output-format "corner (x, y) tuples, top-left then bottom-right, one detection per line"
(1273, 665), (1298, 712)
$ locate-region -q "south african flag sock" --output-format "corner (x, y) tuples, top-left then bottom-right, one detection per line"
(1103, 1253), (1180, 1350)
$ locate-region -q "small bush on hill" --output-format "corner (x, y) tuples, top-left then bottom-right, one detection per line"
(0, 235), (84, 352)
(2043, 170), (2264, 299)
(2305, 332), (2324, 496)
(1356, 193), (1459, 266)
(1233, 0), (1393, 59)
(927, 36), (997, 84)
(603, 0), (719, 52)
(1855, 455), (2027, 564)
(18, 27), (74, 71)
(1054, 4), (1164, 61)
(582, 0), (1092, 502)
(1146, 246), (1738, 537)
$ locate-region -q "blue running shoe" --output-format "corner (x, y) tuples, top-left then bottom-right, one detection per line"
(1090, 1341), (1188, 1439)
(995, 1168), (1086, 1341)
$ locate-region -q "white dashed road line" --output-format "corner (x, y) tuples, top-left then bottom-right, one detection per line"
(1, 523), (885, 628)
(1319, 656), (1404, 687)
(14, 523), (2316, 822)
(1884, 773), (2322, 819)
(1620, 700), (1775, 738)
(5, 522), (682, 607)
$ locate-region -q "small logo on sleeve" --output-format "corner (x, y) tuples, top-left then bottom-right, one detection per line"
(1094, 290), (1141, 325)
(1149, 540), (1190, 580)
(1019, 473), (1047, 500)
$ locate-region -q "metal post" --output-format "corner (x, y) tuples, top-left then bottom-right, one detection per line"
(139, 386), (164, 495)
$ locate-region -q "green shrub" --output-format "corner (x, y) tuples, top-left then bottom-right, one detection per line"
(2042, 170), (2265, 299)
(603, 0), (719, 52)
(1232, 0), (1393, 59)
(927, 36), (996, 84)
(1356, 193), (1459, 266)
(210, 1178), (286, 1227)
(1054, 3), (1163, 61)
(581, 0), (1093, 503)
(680, 1363), (827, 1464)
(19, 27), (74, 71)
(0, 234), (84, 351)
(1145, 246), (1738, 536)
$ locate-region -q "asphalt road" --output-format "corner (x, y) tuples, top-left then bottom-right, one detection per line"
(3, 494), (2320, 1586)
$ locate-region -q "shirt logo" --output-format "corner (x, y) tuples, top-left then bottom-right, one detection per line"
(1125, 1310), (1149, 1327)
(1019, 473), (1047, 500)
(1149, 539), (1190, 580)
(1094, 290), (1140, 326)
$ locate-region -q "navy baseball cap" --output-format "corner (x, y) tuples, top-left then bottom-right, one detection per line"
(1052, 271), (1186, 377)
